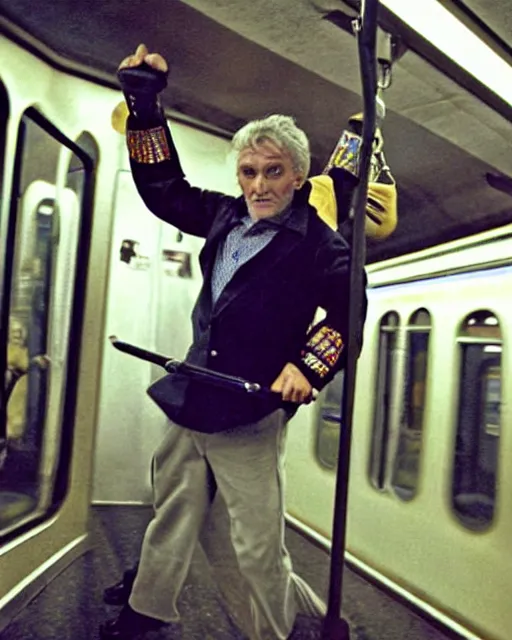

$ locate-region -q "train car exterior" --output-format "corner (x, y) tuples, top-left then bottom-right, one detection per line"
(285, 228), (512, 640)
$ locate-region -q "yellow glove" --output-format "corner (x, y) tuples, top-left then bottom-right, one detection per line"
(309, 175), (337, 231)
(310, 111), (397, 240)
(365, 179), (397, 239)
(309, 173), (397, 240)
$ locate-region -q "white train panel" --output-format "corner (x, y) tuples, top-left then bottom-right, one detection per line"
(286, 262), (512, 640)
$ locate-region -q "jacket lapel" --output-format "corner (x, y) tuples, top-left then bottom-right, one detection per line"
(212, 210), (308, 318)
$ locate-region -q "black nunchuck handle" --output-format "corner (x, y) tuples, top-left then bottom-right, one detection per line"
(117, 62), (168, 95)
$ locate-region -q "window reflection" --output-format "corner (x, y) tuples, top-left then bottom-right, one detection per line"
(0, 114), (90, 537)
(315, 370), (344, 470)
(369, 311), (399, 490)
(452, 310), (502, 529)
(392, 309), (431, 500)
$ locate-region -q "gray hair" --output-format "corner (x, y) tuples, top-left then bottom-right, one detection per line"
(231, 114), (311, 178)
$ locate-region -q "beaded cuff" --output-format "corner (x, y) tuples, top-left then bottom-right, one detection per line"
(127, 126), (171, 164)
(301, 325), (344, 379)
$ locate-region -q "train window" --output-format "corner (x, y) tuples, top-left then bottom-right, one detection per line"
(452, 310), (502, 529)
(369, 311), (400, 490)
(391, 308), (431, 500)
(315, 370), (344, 470)
(0, 110), (93, 540)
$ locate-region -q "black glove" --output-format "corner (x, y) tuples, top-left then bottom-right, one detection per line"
(117, 62), (168, 124)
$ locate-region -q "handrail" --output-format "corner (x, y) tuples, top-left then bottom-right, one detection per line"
(322, 1), (379, 638)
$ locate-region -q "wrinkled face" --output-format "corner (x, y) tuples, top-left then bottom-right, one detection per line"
(237, 140), (303, 220)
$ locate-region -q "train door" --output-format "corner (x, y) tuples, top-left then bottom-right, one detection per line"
(0, 109), (93, 540)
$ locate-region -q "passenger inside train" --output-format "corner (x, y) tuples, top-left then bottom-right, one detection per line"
(98, 42), (373, 640)
(93, 29), (402, 636)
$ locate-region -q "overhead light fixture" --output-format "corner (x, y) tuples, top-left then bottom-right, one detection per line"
(381, 0), (512, 107)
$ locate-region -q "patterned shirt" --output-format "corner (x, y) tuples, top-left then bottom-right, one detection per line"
(211, 205), (300, 305)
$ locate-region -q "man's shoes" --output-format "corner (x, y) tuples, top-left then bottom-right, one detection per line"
(99, 604), (167, 639)
(103, 565), (138, 606)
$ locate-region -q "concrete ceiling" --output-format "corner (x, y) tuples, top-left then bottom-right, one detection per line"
(463, 0), (512, 50)
(0, 0), (511, 263)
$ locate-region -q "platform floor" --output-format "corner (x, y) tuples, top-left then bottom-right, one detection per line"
(2, 499), (456, 639)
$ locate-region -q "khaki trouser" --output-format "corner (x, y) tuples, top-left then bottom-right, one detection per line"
(129, 410), (326, 640)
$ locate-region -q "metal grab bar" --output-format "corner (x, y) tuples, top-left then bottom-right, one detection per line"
(323, 1), (380, 638)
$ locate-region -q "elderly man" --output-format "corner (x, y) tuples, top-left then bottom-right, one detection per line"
(101, 44), (365, 640)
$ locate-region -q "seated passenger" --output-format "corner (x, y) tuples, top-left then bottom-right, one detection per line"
(6, 318), (29, 445)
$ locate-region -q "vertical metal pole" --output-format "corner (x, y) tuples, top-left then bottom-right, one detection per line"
(322, 1), (379, 638)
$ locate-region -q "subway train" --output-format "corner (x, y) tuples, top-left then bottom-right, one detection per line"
(0, 4), (511, 640)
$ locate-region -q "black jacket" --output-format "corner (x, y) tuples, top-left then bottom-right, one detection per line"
(126, 116), (364, 432)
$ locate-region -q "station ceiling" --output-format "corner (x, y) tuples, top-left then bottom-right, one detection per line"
(1, 0), (511, 263)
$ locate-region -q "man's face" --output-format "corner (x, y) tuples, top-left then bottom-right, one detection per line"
(237, 141), (303, 220)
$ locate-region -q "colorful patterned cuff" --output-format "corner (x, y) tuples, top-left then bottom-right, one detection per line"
(323, 130), (362, 178)
(127, 126), (171, 164)
(300, 325), (344, 380)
